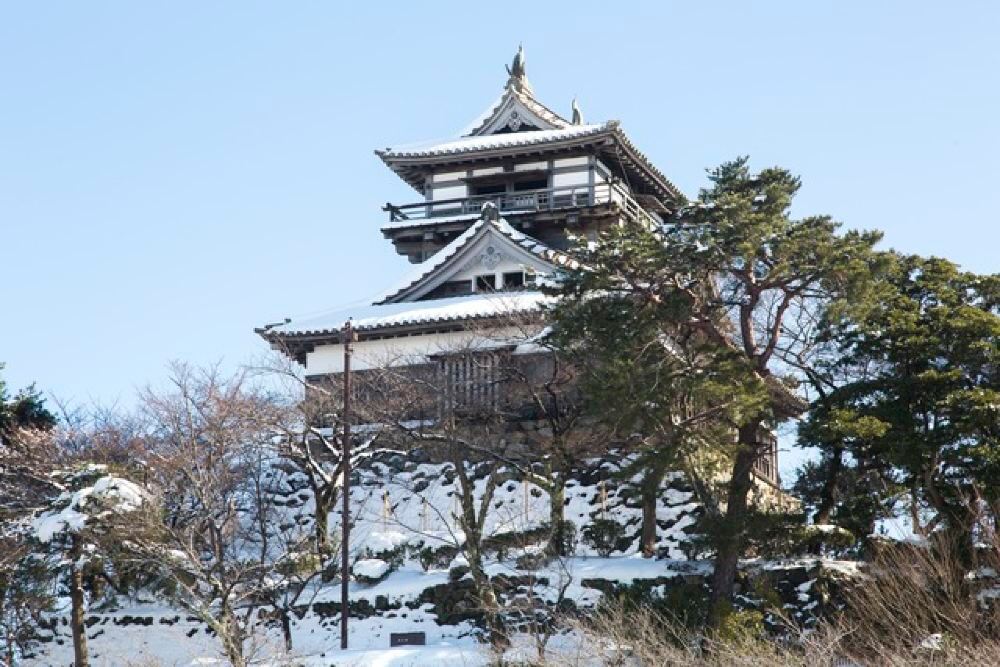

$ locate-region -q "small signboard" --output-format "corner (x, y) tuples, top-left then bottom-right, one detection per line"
(390, 632), (426, 647)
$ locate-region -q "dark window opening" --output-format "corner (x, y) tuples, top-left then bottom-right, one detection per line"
(424, 279), (472, 300)
(492, 123), (541, 135)
(475, 274), (496, 292)
(471, 182), (506, 196)
(503, 271), (525, 289)
(512, 178), (548, 192)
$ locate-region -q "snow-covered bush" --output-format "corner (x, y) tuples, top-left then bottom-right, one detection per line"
(583, 518), (625, 557)
(353, 558), (392, 584)
(32, 467), (147, 544)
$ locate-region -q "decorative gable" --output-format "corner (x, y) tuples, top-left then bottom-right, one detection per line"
(468, 91), (569, 136)
(375, 213), (574, 305)
(460, 46), (573, 137)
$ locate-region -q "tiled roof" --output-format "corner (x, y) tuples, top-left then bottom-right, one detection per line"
(377, 121), (682, 204)
(381, 209), (539, 233)
(459, 85), (571, 136)
(380, 212), (483, 233)
(377, 123), (608, 160)
(374, 216), (576, 304)
(264, 291), (551, 338)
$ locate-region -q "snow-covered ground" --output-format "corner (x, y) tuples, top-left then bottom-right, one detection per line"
(27, 451), (823, 666)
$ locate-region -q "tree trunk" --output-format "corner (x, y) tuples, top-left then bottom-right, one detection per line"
(640, 461), (669, 558)
(708, 423), (759, 626)
(314, 491), (330, 556)
(641, 480), (659, 558)
(468, 554), (508, 651)
(280, 608), (293, 652)
(69, 535), (88, 667)
(459, 484), (507, 649)
(813, 445), (844, 525)
(546, 477), (566, 557)
(6, 627), (15, 667)
(219, 606), (246, 667)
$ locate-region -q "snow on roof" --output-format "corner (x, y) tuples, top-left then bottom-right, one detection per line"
(457, 90), (508, 137)
(379, 123), (609, 160)
(380, 212), (484, 232)
(375, 217), (491, 303)
(380, 209), (538, 233)
(268, 291), (551, 337)
(458, 84), (571, 137)
(375, 215), (576, 304)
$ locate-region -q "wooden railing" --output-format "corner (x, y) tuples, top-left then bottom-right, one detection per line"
(383, 182), (658, 227)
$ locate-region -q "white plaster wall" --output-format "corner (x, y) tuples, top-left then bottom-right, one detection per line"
(554, 156), (588, 168)
(305, 327), (531, 374)
(431, 184), (467, 201)
(552, 170), (589, 188)
(515, 161), (548, 172)
(449, 254), (540, 282)
(432, 171), (466, 183)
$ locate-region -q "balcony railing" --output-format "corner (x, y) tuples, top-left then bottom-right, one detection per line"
(384, 182), (657, 227)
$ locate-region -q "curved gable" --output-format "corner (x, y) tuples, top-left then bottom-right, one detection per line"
(465, 87), (571, 137)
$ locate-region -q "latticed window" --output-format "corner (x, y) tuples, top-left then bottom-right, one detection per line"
(436, 350), (508, 415)
(753, 431), (779, 484)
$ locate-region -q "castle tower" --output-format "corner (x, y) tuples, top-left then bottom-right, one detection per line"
(259, 47), (680, 362)
(256, 49), (784, 486)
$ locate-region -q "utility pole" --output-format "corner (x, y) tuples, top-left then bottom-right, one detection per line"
(340, 319), (355, 650)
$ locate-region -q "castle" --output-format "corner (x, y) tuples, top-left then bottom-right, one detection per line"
(257, 47), (781, 485)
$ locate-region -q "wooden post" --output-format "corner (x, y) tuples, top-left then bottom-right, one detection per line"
(599, 480), (607, 519)
(340, 319), (355, 651)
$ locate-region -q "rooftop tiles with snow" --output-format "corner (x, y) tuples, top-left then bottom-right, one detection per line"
(267, 291), (552, 337)
(378, 124), (610, 159)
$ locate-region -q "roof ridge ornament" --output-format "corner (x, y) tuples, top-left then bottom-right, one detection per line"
(571, 97), (584, 125)
(505, 44), (533, 95)
(481, 201), (500, 222)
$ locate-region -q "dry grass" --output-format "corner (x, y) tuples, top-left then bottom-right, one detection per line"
(527, 541), (1000, 666)
(535, 607), (1000, 666)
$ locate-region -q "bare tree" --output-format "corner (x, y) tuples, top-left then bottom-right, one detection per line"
(501, 340), (597, 559)
(351, 348), (519, 650)
(253, 352), (381, 563)
(125, 363), (301, 667)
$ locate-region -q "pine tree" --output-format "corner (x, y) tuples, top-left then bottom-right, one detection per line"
(551, 158), (884, 622)
(548, 223), (767, 558)
(803, 254), (1000, 556)
(0, 364), (56, 440)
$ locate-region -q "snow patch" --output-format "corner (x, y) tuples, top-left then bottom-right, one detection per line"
(354, 558), (392, 580)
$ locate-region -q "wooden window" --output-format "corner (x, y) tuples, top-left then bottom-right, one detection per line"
(438, 351), (507, 414)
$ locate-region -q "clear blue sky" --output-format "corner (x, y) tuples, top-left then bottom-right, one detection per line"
(2, 2), (997, 437)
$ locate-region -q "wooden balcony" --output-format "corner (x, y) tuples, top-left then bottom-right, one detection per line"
(383, 182), (656, 227)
